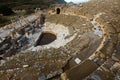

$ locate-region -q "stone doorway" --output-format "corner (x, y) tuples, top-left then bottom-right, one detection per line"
(56, 8), (60, 14)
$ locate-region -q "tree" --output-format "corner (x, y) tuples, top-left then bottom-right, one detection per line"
(0, 15), (9, 24)
(0, 5), (15, 16)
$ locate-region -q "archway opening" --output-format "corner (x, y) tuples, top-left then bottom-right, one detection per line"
(35, 32), (57, 46)
(56, 8), (60, 14)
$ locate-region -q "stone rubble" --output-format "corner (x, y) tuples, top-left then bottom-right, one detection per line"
(0, 0), (120, 80)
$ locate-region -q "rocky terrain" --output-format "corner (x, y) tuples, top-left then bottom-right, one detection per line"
(0, 0), (66, 27)
(0, 0), (120, 80)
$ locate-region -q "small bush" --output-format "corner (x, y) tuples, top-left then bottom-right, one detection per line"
(0, 5), (15, 16)
(0, 15), (9, 23)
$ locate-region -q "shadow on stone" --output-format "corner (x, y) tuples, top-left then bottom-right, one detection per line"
(35, 32), (57, 46)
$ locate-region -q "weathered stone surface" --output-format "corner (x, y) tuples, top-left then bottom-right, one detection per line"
(0, 0), (120, 80)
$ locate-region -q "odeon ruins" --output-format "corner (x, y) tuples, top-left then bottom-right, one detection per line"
(0, 0), (120, 80)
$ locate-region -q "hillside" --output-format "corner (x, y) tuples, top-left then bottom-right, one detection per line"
(0, 0), (66, 27)
(0, 0), (66, 10)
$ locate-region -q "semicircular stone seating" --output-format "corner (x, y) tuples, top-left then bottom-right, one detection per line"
(52, 0), (120, 80)
(0, 0), (119, 80)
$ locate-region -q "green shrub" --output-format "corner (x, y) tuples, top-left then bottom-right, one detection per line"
(0, 15), (9, 23)
(0, 5), (15, 16)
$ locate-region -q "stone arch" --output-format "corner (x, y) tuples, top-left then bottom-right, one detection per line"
(56, 8), (61, 14)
